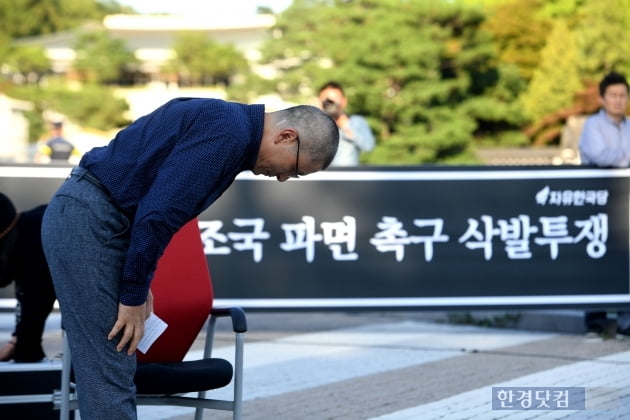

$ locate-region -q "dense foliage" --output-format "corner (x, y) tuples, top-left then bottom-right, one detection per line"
(0, 0), (130, 39)
(165, 33), (248, 86)
(256, 0), (630, 163)
(261, 0), (526, 163)
(0, 0), (133, 139)
(1, 0), (630, 163)
(7, 82), (131, 139)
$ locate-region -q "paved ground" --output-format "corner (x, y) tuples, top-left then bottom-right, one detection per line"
(1, 310), (630, 419)
(154, 310), (630, 419)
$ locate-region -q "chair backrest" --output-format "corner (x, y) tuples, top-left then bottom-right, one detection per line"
(136, 219), (213, 363)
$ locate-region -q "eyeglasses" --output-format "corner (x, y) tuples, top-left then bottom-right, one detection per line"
(293, 135), (300, 178)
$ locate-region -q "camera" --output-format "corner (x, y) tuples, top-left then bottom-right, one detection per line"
(321, 98), (341, 119)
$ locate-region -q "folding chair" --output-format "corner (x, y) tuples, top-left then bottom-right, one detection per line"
(56, 219), (247, 420)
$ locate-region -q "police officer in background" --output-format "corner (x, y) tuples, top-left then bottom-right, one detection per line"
(36, 121), (81, 164)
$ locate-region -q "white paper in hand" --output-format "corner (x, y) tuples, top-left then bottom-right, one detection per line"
(137, 312), (168, 354)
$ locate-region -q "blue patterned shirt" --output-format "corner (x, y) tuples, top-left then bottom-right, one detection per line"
(81, 98), (264, 305)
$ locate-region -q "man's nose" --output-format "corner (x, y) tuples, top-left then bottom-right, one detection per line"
(276, 175), (289, 182)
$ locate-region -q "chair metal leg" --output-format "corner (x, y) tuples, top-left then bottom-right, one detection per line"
(193, 316), (243, 420)
(60, 332), (72, 420)
(193, 316), (218, 420)
(233, 332), (244, 420)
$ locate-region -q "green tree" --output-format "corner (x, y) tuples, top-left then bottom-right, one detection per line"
(461, 64), (529, 147)
(73, 30), (137, 84)
(520, 19), (582, 129)
(5, 45), (51, 83)
(482, 0), (551, 81)
(260, 0), (508, 164)
(8, 82), (130, 141)
(0, 32), (13, 68)
(0, 0), (133, 136)
(0, 0), (131, 38)
(55, 83), (131, 129)
(540, 0), (587, 18)
(574, 0), (630, 81)
(166, 32), (248, 86)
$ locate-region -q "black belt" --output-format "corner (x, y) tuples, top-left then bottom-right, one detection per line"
(69, 167), (109, 196)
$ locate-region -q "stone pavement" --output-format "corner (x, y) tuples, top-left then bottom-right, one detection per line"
(150, 311), (630, 420)
(1, 310), (630, 419)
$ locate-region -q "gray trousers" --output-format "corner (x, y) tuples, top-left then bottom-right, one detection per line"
(41, 167), (137, 419)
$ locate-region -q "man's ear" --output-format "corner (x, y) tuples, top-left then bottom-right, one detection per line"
(274, 128), (298, 144)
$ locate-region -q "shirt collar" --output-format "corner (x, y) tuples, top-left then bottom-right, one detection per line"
(243, 104), (265, 169)
(599, 108), (627, 126)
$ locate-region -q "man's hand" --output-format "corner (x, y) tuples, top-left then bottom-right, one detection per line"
(336, 114), (355, 140)
(336, 113), (350, 128)
(108, 302), (147, 355)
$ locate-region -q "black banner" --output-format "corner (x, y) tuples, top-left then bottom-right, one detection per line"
(2, 164), (629, 309)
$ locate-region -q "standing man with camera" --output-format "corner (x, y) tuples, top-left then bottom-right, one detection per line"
(318, 81), (375, 166)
